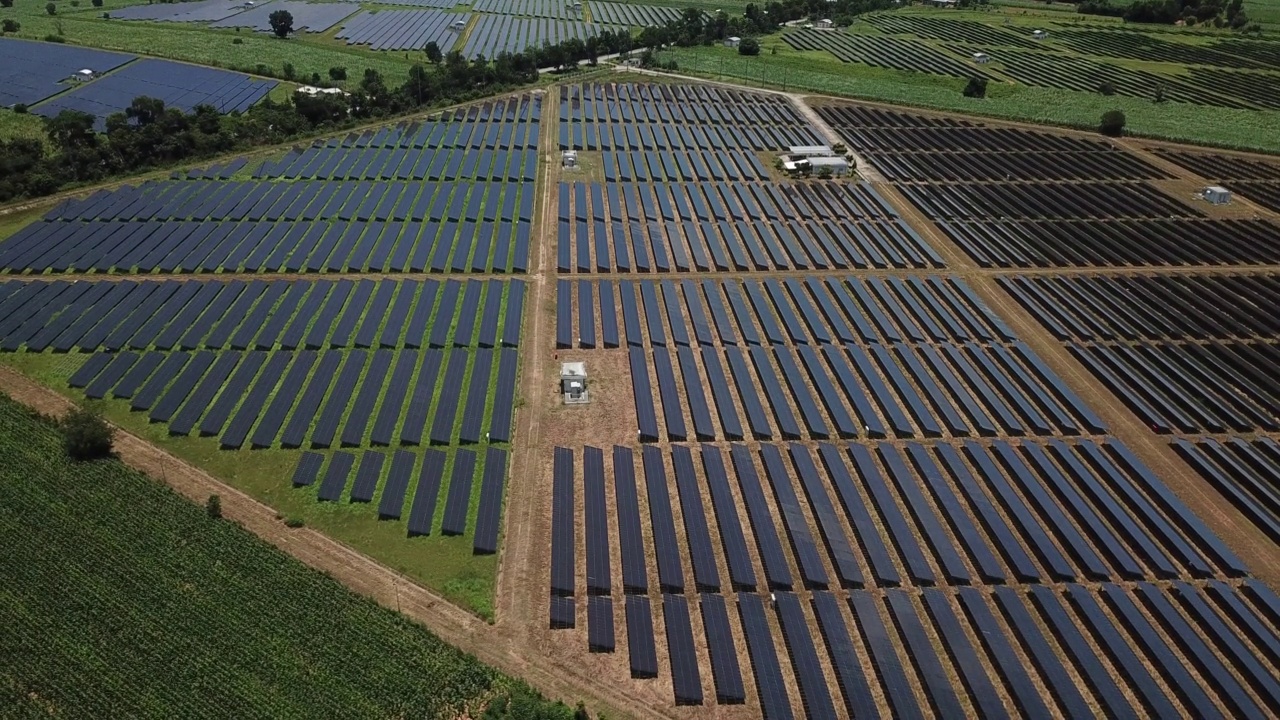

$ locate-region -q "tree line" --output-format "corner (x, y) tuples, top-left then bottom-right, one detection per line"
(1076, 0), (1259, 29)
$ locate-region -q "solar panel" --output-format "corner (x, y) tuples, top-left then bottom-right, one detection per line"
(406, 449), (446, 537)
(473, 447), (507, 555)
(317, 451), (356, 502)
(377, 450), (416, 520)
(610, 446), (648, 594)
(787, 444), (862, 588)
(398, 350), (443, 445)
(652, 349), (686, 441)
(663, 594), (704, 706)
(168, 351), (241, 435)
(428, 351), (467, 445)
(290, 452), (325, 487)
(458, 349), (494, 444)
(110, 351), (164, 399)
(760, 444), (828, 588)
(149, 350), (215, 422)
(587, 595), (615, 653)
(83, 352), (140, 400)
(626, 595), (658, 678)
(737, 592), (794, 720)
(583, 446), (612, 594)
(671, 446), (719, 592)
(219, 352), (289, 449)
(699, 446), (756, 590)
(440, 449), (476, 536)
(628, 348), (660, 443)
(349, 450), (386, 504)
(550, 595), (576, 630)
(848, 591), (924, 720)
(551, 447), (575, 597)
(642, 446), (684, 593)
(1023, 586), (1133, 718)
(130, 352), (190, 410)
(810, 590), (877, 719)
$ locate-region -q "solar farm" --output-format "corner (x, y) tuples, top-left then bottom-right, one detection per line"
(4, 47), (1280, 716)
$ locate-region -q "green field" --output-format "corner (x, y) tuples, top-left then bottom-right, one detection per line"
(0, 393), (573, 719)
(659, 38), (1280, 153)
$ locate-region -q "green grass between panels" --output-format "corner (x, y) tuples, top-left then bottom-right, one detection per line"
(0, 393), (572, 720)
(657, 42), (1280, 153)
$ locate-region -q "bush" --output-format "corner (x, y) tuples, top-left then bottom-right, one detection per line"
(1097, 80), (1116, 96)
(12, 103), (27, 113)
(92, 0), (102, 6)
(44, 33), (65, 42)
(71, 0), (79, 7)
(284, 516), (305, 528)
(328, 66), (347, 81)
(962, 77), (987, 98)
(816, 165), (834, 179)
(232, 37), (243, 44)
(1099, 109), (1126, 136)
(2, 19), (19, 33)
(738, 37), (760, 56)
(61, 406), (114, 461)
(206, 495), (222, 520)
(46, 2), (56, 14)
(0, 0), (13, 8)
(282, 61), (295, 80)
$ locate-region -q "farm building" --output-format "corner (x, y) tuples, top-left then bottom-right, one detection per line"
(1203, 185), (1231, 204)
(817, 18), (833, 28)
(789, 144), (834, 157)
(70, 68), (97, 82)
(1032, 29), (1048, 40)
(809, 156), (850, 176)
(724, 36), (741, 48)
(972, 52), (990, 64)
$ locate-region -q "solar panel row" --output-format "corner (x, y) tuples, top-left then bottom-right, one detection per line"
(255, 147), (538, 181)
(0, 279), (524, 352)
(72, 348), (521, 450)
(317, 94), (541, 150)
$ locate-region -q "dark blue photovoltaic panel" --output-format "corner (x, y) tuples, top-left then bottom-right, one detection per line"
(350, 450), (385, 504)
(954, 587), (1052, 718)
(663, 594), (703, 706)
(428, 351), (468, 445)
(168, 351), (240, 435)
(810, 591), (877, 720)
(671, 446), (719, 592)
(68, 352), (117, 390)
(311, 351), (367, 448)
(878, 443), (971, 584)
(150, 350), (215, 422)
(459, 349), (494, 444)
(727, 444), (792, 590)
(990, 586), (1092, 718)
(760, 444), (828, 589)
(406, 449), (446, 537)
(588, 595), (615, 653)
(255, 351), (321, 448)
(290, 451), (325, 487)
(399, 350), (443, 445)
(488, 349), (518, 443)
(370, 350), (418, 446)
(84, 352), (139, 400)
(738, 592), (794, 720)
(612, 446), (648, 593)
(626, 595), (658, 678)
(341, 349), (393, 446)
(676, 347), (715, 441)
(583, 446), (612, 594)
(919, 589), (1006, 719)
(1171, 582), (1280, 713)
(629, 348), (660, 443)
(847, 443), (935, 584)
(774, 592), (837, 720)
(111, 351), (164, 399)
(551, 447), (575, 596)
(643, 445), (685, 592)
(0, 38), (135, 107)
(473, 447), (507, 555)
(787, 444), (862, 588)
(699, 446), (755, 590)
(130, 352), (190, 411)
(550, 595), (576, 630)
(699, 594), (745, 704)
(1025, 586), (1135, 719)
(440, 449), (476, 536)
(652, 349), (686, 442)
(848, 591), (924, 720)
(377, 449), (416, 520)
(317, 451), (356, 502)
(725, 347), (772, 440)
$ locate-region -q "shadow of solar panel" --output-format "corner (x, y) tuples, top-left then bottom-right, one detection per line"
(440, 449), (476, 536)
(377, 450), (417, 520)
(317, 451), (356, 502)
(405, 449), (446, 537)
(550, 595), (576, 630)
(350, 450), (385, 504)
(291, 452), (325, 487)
(699, 593), (745, 704)
(551, 447), (575, 597)
(588, 596), (615, 653)
(473, 447), (507, 555)
(626, 595), (658, 678)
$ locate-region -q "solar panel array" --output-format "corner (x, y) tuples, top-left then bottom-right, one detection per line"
(33, 59), (277, 130)
(209, 0), (358, 32)
(108, 0), (256, 23)
(541, 88), (1280, 717)
(336, 10), (467, 51)
(589, 2), (683, 26)
(0, 38), (135, 108)
(462, 16), (608, 58)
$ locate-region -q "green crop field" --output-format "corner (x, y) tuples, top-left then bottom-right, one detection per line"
(660, 35), (1280, 153)
(0, 393), (571, 719)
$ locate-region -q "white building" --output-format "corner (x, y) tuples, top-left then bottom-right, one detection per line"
(817, 18), (833, 28)
(789, 144), (834, 157)
(1203, 186), (1232, 205)
(724, 36), (741, 48)
(1032, 29), (1048, 40)
(972, 52), (990, 64)
(809, 156), (850, 176)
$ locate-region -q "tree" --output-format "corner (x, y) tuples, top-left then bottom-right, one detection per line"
(61, 406), (114, 461)
(963, 77), (987, 98)
(1097, 80), (1116, 96)
(1154, 83), (1165, 103)
(816, 165), (834, 179)
(206, 495), (222, 519)
(46, 2), (56, 14)
(573, 702), (590, 720)
(1099, 109), (1126, 136)
(0, 0), (13, 8)
(2, 19), (19, 33)
(282, 61), (295, 80)
(425, 40), (443, 64)
(92, 0), (103, 6)
(268, 9), (292, 38)
(328, 66), (346, 81)
(738, 37), (760, 56)
(125, 96), (165, 126)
